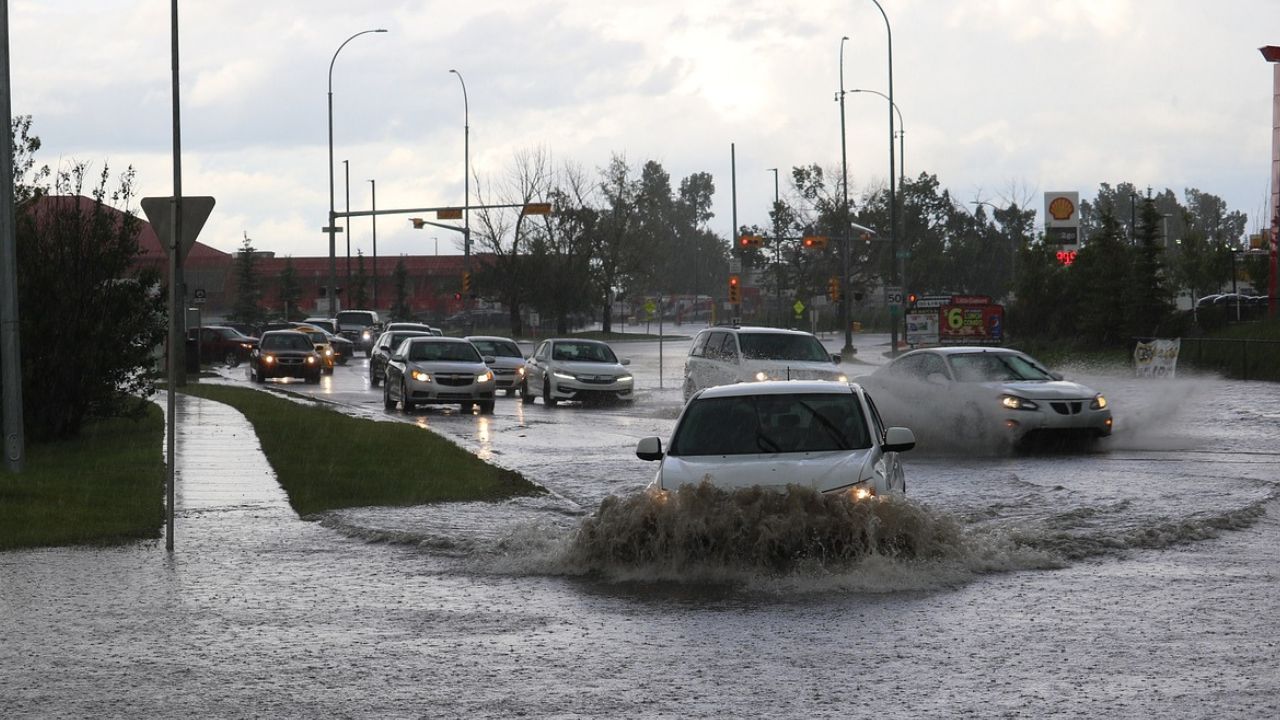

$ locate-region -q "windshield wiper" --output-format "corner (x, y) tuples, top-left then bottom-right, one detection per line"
(796, 400), (850, 450)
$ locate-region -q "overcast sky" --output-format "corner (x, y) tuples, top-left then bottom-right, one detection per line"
(11, 0), (1280, 260)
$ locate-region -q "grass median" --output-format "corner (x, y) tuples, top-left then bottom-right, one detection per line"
(178, 383), (544, 516)
(0, 405), (165, 551)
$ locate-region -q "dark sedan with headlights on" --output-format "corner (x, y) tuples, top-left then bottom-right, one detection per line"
(247, 330), (323, 384)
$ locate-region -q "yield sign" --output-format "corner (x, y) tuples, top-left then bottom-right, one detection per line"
(141, 196), (216, 266)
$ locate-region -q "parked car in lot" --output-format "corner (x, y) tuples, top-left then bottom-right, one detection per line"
(521, 338), (633, 406)
(683, 325), (847, 401)
(368, 329), (434, 387)
(223, 322), (261, 339)
(188, 325), (257, 367)
(466, 335), (526, 396)
(247, 330), (322, 384)
(385, 321), (441, 336)
(383, 336), (497, 414)
(335, 309), (383, 356)
(292, 324), (337, 373)
(636, 381), (915, 498)
(856, 346), (1112, 450)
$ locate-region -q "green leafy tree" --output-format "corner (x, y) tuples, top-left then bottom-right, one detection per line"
(351, 250), (369, 308)
(229, 234), (264, 326)
(278, 256), (301, 321)
(1126, 197), (1176, 336)
(1009, 240), (1072, 340)
(390, 257), (412, 321)
(13, 152), (166, 441)
(1069, 209), (1132, 346)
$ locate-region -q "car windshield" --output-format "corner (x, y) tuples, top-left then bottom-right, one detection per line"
(948, 352), (1054, 382)
(303, 331), (327, 343)
(737, 333), (829, 362)
(670, 393), (872, 456)
(386, 332), (428, 350)
(406, 341), (482, 363)
(260, 333), (313, 352)
(471, 339), (522, 358)
(336, 311), (376, 325)
(551, 341), (617, 363)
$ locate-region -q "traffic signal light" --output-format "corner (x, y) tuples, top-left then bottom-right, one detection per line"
(410, 218), (426, 229)
(907, 292), (918, 306)
(462, 272), (472, 294)
(738, 234), (764, 249)
(728, 275), (741, 304)
(453, 292), (463, 301)
(827, 277), (841, 301)
(802, 235), (829, 250)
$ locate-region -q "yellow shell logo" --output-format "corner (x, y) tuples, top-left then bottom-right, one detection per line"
(1048, 196), (1075, 221)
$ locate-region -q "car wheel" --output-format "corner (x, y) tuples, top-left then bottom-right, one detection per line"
(401, 381), (415, 412)
(543, 379), (558, 407)
(224, 352), (239, 368)
(479, 399), (495, 414)
(307, 372), (321, 384)
(520, 380), (534, 405)
(370, 366), (380, 387)
(253, 367), (264, 384)
(505, 388), (515, 397)
(383, 382), (396, 410)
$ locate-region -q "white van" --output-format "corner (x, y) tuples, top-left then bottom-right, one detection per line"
(682, 325), (848, 401)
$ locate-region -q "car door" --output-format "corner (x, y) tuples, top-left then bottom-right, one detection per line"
(526, 341), (550, 394)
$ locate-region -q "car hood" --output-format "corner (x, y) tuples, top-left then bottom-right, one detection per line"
(743, 359), (844, 380)
(554, 360), (629, 376)
(985, 379), (1099, 400)
(486, 357), (526, 370)
(657, 449), (876, 493)
(408, 360), (487, 374)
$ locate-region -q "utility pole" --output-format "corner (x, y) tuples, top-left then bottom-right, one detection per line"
(0, 0), (25, 473)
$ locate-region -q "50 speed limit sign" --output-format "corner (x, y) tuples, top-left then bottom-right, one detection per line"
(884, 286), (904, 306)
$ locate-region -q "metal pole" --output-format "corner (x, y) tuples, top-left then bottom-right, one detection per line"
(165, 0), (183, 551)
(327, 29), (386, 317)
(370, 179), (378, 308)
(0, 0), (24, 473)
(869, 0), (898, 355)
(768, 167), (781, 326)
(450, 69), (470, 328)
(731, 143), (738, 323)
(344, 159), (351, 283)
(838, 36), (851, 351)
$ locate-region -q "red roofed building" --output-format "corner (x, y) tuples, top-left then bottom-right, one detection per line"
(32, 196), (482, 321)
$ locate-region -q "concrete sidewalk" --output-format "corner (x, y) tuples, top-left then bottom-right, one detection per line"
(164, 390), (295, 529)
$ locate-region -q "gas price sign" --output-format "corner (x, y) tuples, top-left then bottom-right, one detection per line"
(938, 301), (1004, 345)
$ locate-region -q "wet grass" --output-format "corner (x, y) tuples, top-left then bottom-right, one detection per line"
(177, 383), (544, 516)
(0, 405), (165, 551)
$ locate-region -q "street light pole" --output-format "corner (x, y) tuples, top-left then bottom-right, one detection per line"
(449, 69), (470, 319)
(837, 36), (852, 351)
(868, 0), (898, 355)
(767, 167), (782, 325)
(369, 178), (378, 308)
(326, 28), (386, 317)
(343, 159), (351, 283)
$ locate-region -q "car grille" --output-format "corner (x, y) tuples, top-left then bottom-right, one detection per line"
(493, 368), (515, 376)
(577, 375), (616, 384)
(276, 356), (305, 366)
(1050, 401), (1084, 415)
(435, 374), (473, 387)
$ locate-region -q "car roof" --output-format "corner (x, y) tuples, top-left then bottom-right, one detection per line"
(903, 346), (1022, 356)
(703, 325), (816, 337)
(405, 335), (469, 344)
(546, 337), (608, 345)
(696, 380), (856, 399)
(466, 335), (518, 342)
(261, 329), (310, 338)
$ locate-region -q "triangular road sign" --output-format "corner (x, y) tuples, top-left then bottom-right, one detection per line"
(141, 196), (216, 266)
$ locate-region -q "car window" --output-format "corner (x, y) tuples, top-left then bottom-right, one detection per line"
(704, 332), (731, 360)
(887, 354), (928, 379)
(551, 341), (617, 363)
(949, 352), (1053, 382)
(407, 341), (482, 363)
(470, 339), (522, 358)
(863, 392), (887, 442)
(260, 333), (312, 352)
(670, 393), (871, 456)
(919, 353), (949, 379)
(737, 332), (828, 362)
(534, 342), (548, 361)
(689, 331), (710, 358)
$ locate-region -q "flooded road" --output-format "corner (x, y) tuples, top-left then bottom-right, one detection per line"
(3, 331), (1279, 718)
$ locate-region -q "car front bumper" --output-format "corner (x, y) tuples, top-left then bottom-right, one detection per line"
(405, 376), (497, 404)
(548, 376), (634, 401)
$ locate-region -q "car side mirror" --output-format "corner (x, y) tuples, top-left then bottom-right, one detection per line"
(636, 436), (664, 461)
(379, 345), (390, 352)
(831, 353), (842, 364)
(483, 355), (497, 364)
(883, 426), (916, 453)
(1050, 371), (1064, 381)
(621, 358), (631, 366)
(391, 353), (404, 362)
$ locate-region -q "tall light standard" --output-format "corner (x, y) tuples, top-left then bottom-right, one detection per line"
(343, 159), (351, 283)
(848, 89), (903, 186)
(767, 167), (782, 325)
(867, 0), (897, 354)
(449, 69), (470, 295)
(326, 28), (386, 317)
(369, 178), (378, 308)
(837, 36), (853, 352)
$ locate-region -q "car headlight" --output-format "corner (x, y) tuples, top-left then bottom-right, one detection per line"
(362, 331), (372, 340)
(617, 374), (633, 384)
(837, 374), (848, 383)
(516, 366), (526, 376)
(324, 348), (333, 357)
(477, 370), (494, 382)
(1091, 394), (1108, 410)
(240, 342), (253, 349)
(754, 371), (768, 382)
(553, 371), (575, 380)
(1000, 394), (1038, 410)
(412, 370), (431, 382)
(305, 356), (316, 365)
(263, 355), (275, 365)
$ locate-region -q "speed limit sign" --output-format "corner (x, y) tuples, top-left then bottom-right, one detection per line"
(884, 286), (904, 307)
